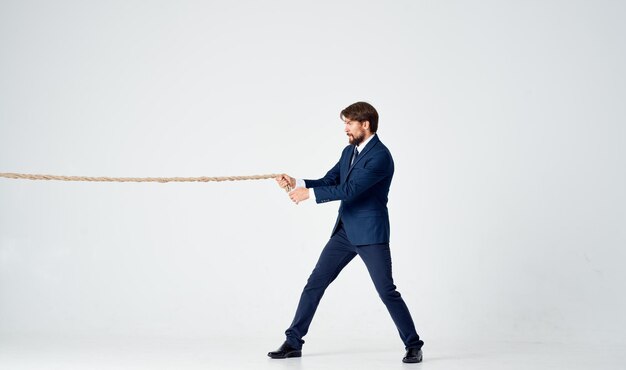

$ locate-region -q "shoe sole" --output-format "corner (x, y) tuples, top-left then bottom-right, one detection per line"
(402, 356), (423, 363)
(268, 351), (302, 359)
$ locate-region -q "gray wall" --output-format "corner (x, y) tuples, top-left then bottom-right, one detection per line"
(1, 0), (625, 347)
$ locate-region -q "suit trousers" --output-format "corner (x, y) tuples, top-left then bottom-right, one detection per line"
(285, 222), (424, 350)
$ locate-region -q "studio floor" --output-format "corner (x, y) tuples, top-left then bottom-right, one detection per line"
(1, 336), (623, 370)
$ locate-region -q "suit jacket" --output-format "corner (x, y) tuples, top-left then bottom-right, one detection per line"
(304, 134), (394, 246)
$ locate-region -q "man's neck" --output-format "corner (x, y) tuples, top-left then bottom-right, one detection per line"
(356, 133), (375, 151)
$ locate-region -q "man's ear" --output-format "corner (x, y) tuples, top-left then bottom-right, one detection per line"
(362, 120), (371, 132)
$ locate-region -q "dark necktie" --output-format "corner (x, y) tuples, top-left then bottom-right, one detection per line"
(351, 146), (359, 166)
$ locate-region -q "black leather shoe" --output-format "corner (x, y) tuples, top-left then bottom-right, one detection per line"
(402, 348), (423, 363)
(268, 342), (302, 359)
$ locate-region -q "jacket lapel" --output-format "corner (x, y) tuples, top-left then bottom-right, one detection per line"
(346, 134), (379, 179)
(341, 146), (352, 183)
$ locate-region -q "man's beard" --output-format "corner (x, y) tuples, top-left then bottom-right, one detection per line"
(348, 130), (365, 146)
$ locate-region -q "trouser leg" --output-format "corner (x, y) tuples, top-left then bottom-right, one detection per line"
(285, 226), (356, 349)
(357, 243), (424, 350)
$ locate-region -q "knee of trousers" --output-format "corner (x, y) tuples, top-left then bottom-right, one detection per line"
(304, 274), (333, 292)
(377, 286), (402, 301)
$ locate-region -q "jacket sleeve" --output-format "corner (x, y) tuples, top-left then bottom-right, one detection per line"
(312, 150), (392, 203)
(303, 159), (340, 188)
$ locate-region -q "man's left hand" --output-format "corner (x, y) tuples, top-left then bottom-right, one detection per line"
(289, 187), (310, 205)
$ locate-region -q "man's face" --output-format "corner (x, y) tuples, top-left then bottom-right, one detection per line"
(344, 118), (367, 146)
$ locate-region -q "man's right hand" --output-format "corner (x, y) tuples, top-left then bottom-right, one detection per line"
(276, 174), (296, 191)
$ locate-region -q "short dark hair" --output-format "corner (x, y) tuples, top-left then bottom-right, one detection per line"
(340, 101), (379, 133)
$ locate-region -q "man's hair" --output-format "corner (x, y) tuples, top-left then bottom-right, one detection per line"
(340, 101), (379, 133)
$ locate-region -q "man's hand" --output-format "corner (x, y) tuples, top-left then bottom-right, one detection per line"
(275, 174), (296, 191)
(289, 187), (310, 205)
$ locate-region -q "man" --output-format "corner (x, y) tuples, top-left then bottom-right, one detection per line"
(269, 102), (424, 363)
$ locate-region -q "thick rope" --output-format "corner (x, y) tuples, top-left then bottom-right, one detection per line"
(0, 172), (281, 184)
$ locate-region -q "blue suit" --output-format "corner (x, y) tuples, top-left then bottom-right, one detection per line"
(285, 134), (424, 351)
(306, 134), (392, 246)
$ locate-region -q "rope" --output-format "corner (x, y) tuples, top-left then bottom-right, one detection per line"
(0, 172), (293, 191)
(0, 172), (280, 184)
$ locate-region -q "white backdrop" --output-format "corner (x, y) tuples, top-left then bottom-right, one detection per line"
(1, 0), (625, 351)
